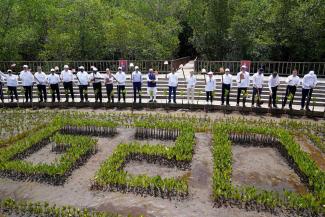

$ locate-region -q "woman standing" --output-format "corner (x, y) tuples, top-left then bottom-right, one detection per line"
(104, 68), (114, 103)
(6, 70), (19, 102)
(186, 71), (196, 104)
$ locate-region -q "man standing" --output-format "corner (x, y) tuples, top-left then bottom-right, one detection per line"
(186, 71), (197, 104)
(167, 69), (178, 103)
(268, 72), (280, 108)
(90, 67), (103, 103)
(60, 65), (74, 102)
(301, 71), (318, 111)
(252, 68), (264, 107)
(132, 66), (142, 103)
(282, 69), (300, 110)
(77, 66), (89, 102)
(20, 65), (34, 102)
(48, 68), (61, 102)
(0, 71), (4, 102)
(205, 71), (215, 104)
(5, 70), (19, 102)
(147, 68), (157, 103)
(221, 68), (232, 106)
(115, 66), (126, 103)
(34, 66), (48, 102)
(236, 65), (250, 107)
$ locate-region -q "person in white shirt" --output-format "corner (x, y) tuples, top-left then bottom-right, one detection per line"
(251, 68), (264, 107)
(167, 69), (178, 103)
(282, 69), (300, 110)
(301, 70), (318, 111)
(147, 68), (158, 103)
(34, 66), (48, 102)
(115, 66), (126, 103)
(90, 67), (103, 103)
(104, 68), (114, 103)
(132, 66), (142, 103)
(186, 71), (197, 104)
(48, 68), (61, 102)
(236, 65), (250, 107)
(0, 71), (4, 102)
(60, 65), (74, 102)
(205, 71), (215, 104)
(5, 69), (19, 102)
(76, 66), (89, 102)
(268, 72), (280, 108)
(20, 65), (34, 102)
(221, 68), (232, 106)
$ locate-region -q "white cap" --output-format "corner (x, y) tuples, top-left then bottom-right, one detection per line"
(225, 68), (230, 72)
(7, 69), (12, 72)
(64, 65), (69, 69)
(79, 66), (85, 70)
(135, 66), (139, 70)
(129, 63), (134, 67)
(54, 66), (59, 70)
(179, 64), (184, 68)
(207, 71), (213, 75)
(241, 65), (247, 68)
(309, 70), (314, 74)
(118, 66), (122, 70)
(93, 67), (98, 71)
(149, 68), (153, 72)
(50, 68), (55, 72)
(23, 65), (28, 68)
(201, 68), (207, 73)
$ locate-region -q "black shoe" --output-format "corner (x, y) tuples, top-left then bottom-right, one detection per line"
(65, 99), (68, 102)
(300, 107), (304, 110)
(289, 106), (292, 110)
(226, 103), (230, 106)
(168, 100), (171, 103)
(149, 99), (153, 103)
(236, 104), (239, 107)
(306, 107), (311, 112)
(153, 100), (157, 103)
(221, 103), (224, 106)
(273, 105), (278, 109)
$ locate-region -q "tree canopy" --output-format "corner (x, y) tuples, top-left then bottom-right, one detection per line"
(0, 0), (324, 61)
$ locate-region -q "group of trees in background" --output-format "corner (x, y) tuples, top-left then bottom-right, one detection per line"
(0, 0), (324, 61)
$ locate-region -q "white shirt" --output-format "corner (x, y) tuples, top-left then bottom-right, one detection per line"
(20, 70), (34, 86)
(104, 74), (114, 85)
(115, 71), (126, 85)
(236, 71), (250, 88)
(6, 74), (18, 87)
(77, 71), (89, 85)
(302, 72), (317, 89)
(60, 70), (73, 82)
(90, 72), (103, 83)
(268, 75), (280, 92)
(222, 73), (233, 87)
(205, 77), (216, 91)
(48, 74), (60, 84)
(0, 72), (5, 83)
(187, 75), (197, 88)
(286, 75), (300, 86)
(34, 72), (47, 85)
(167, 73), (178, 87)
(252, 73), (264, 88)
(132, 71), (142, 83)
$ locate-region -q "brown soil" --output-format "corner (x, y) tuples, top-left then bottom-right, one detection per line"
(232, 145), (308, 195)
(294, 135), (325, 171)
(0, 130), (280, 217)
(24, 143), (63, 165)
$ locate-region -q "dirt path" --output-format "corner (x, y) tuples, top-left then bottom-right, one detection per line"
(232, 146), (307, 194)
(0, 130), (281, 217)
(294, 135), (325, 171)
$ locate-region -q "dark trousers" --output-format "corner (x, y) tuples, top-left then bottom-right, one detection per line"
(50, 84), (60, 102)
(63, 81), (74, 101)
(117, 85), (125, 102)
(168, 86), (177, 103)
(206, 91), (213, 102)
(23, 86), (33, 102)
(133, 82), (142, 102)
(283, 85), (296, 108)
(93, 82), (102, 102)
(269, 86), (278, 107)
(106, 84), (114, 103)
(252, 87), (262, 106)
(236, 87), (247, 106)
(0, 83), (3, 102)
(301, 88), (313, 109)
(79, 85), (88, 102)
(37, 84), (47, 102)
(221, 83), (230, 105)
(8, 86), (18, 101)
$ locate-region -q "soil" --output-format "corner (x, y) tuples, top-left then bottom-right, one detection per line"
(0, 129), (281, 217)
(294, 135), (325, 171)
(232, 145), (308, 195)
(23, 143), (63, 165)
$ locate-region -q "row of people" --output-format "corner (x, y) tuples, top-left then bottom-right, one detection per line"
(0, 65), (319, 110)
